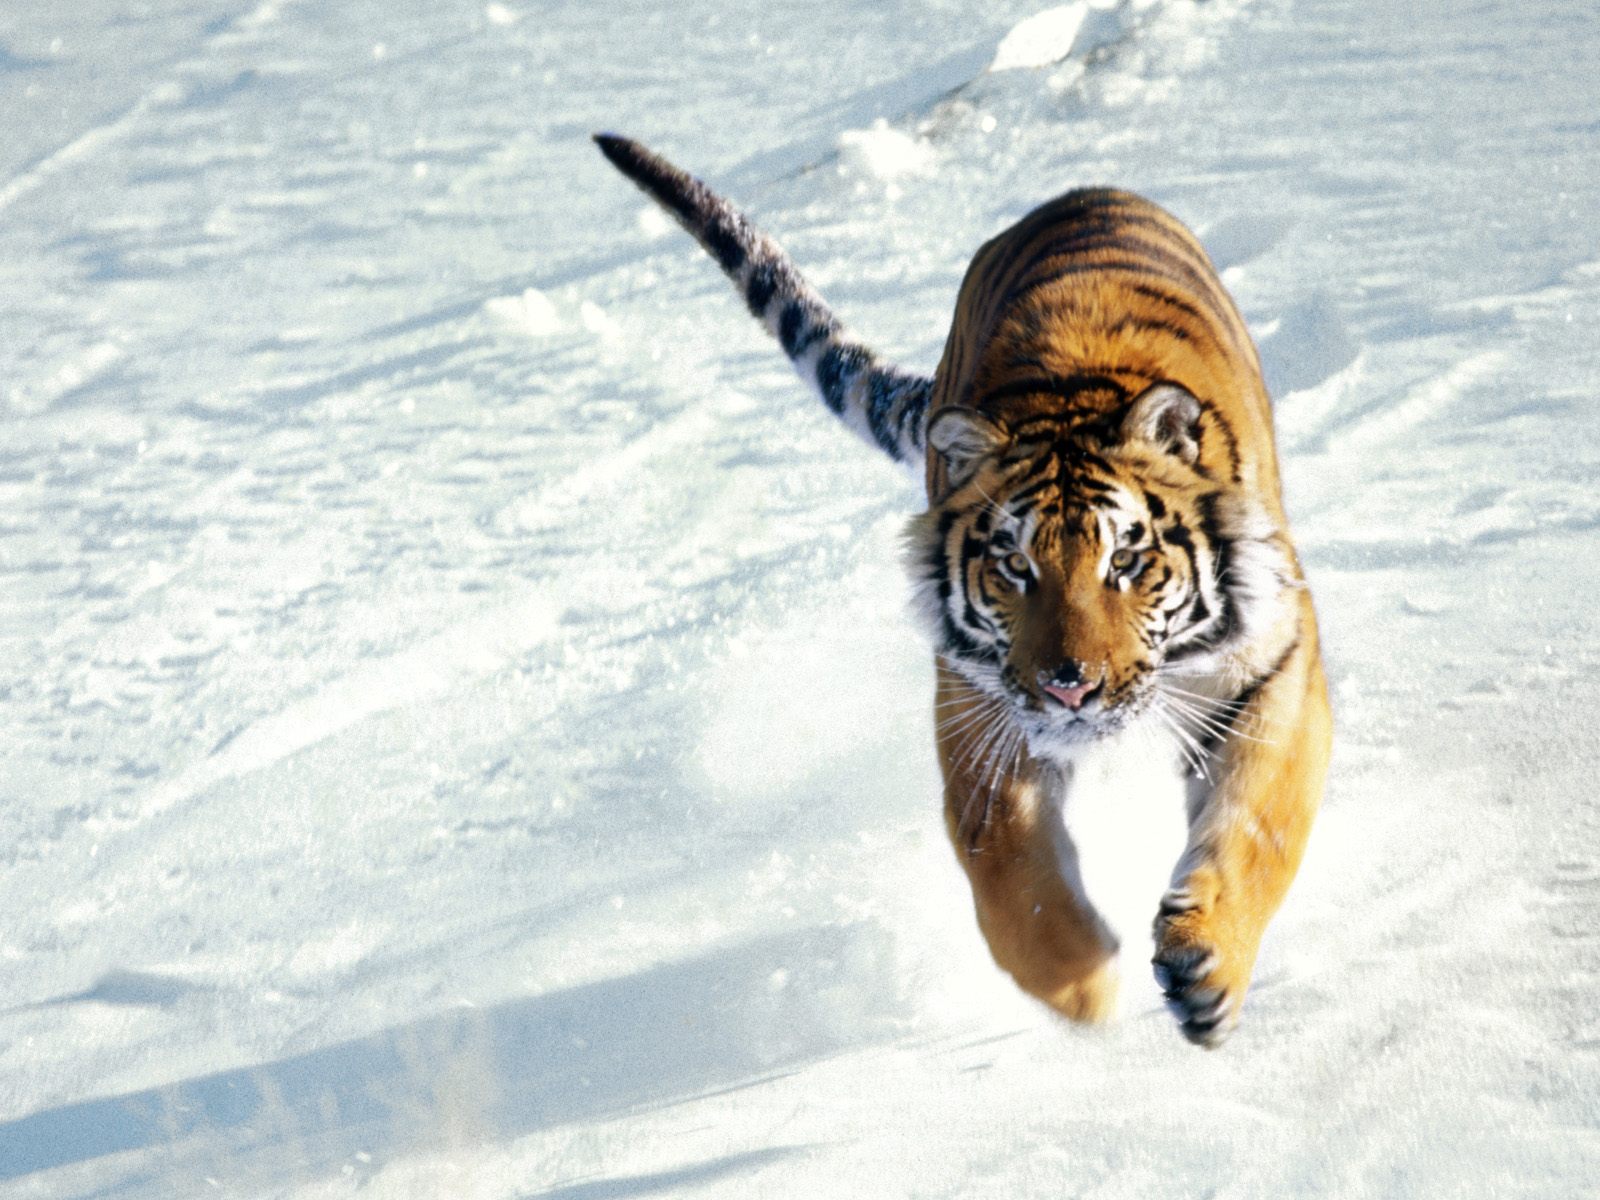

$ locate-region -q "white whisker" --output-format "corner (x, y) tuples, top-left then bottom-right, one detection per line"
(1159, 687), (1274, 746)
(1150, 697), (1213, 781)
(935, 701), (1007, 738)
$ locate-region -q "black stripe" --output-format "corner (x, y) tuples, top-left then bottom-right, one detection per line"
(960, 560), (993, 635)
(963, 604), (996, 638)
(1006, 473), (1056, 506)
(1196, 635), (1303, 758)
(1162, 502), (1225, 663)
(1109, 314), (1192, 343)
(1235, 636), (1302, 710)
(778, 301), (808, 357)
(940, 614), (985, 660)
(703, 219), (746, 274)
(745, 261), (778, 316)
(990, 206), (1229, 327)
(866, 372), (902, 457)
(893, 375), (930, 451)
(1074, 475), (1115, 497)
(979, 373), (1130, 407)
(972, 192), (1144, 331)
(1126, 282), (1215, 335)
(816, 343), (868, 415)
(1020, 228), (1215, 294)
(1008, 415), (1080, 440)
(779, 302), (831, 360)
(1004, 259), (1231, 330)
(1073, 448), (1116, 476)
(933, 512), (960, 611)
(1207, 408), (1244, 484)
(1198, 493), (1235, 646)
(1026, 212), (1216, 280)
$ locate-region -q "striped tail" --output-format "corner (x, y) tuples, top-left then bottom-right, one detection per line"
(593, 134), (932, 471)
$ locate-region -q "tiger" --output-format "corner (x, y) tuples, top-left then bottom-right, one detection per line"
(594, 133), (1331, 1048)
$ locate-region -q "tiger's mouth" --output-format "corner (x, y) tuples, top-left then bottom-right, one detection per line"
(944, 650), (1140, 754)
(1014, 681), (1138, 752)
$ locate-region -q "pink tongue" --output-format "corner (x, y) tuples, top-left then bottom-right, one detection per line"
(1044, 681), (1096, 710)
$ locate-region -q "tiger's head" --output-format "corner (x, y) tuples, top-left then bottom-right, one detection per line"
(905, 382), (1293, 763)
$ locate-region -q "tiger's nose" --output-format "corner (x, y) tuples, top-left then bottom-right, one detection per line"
(1040, 662), (1102, 710)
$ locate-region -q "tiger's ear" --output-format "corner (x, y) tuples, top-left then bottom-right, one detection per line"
(1122, 383), (1202, 464)
(927, 406), (1007, 488)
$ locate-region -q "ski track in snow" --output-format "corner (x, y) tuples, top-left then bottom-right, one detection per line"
(2, 0), (1599, 1196)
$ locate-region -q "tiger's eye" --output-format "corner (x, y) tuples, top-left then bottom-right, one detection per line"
(1002, 551), (1031, 577)
(1110, 547), (1136, 571)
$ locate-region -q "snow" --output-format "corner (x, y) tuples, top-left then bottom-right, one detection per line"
(2, 0), (1598, 1196)
(836, 120), (937, 183)
(989, 4), (1091, 72)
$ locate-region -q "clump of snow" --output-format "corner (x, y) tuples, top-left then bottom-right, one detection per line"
(637, 204), (674, 238)
(483, 287), (562, 336)
(837, 119), (937, 181)
(578, 298), (621, 338)
(990, 3), (1090, 71)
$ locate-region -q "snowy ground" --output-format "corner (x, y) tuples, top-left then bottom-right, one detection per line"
(2, 0), (1598, 1195)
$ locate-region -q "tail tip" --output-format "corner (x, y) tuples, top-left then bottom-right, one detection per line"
(593, 131), (645, 173)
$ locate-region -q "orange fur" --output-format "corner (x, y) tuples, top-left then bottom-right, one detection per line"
(922, 188), (1331, 1047)
(594, 137), (1330, 1048)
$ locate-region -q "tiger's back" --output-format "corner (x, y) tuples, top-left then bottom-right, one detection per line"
(931, 188), (1282, 509)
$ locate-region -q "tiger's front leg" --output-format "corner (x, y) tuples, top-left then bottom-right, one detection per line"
(936, 667), (1120, 1024)
(1153, 638), (1332, 1047)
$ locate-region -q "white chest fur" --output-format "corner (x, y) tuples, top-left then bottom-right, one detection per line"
(1042, 723), (1192, 996)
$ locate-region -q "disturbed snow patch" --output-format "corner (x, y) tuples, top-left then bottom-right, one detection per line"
(837, 120), (937, 182)
(484, 287), (563, 337)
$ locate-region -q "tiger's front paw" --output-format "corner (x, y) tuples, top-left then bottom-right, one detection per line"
(1151, 880), (1253, 1049)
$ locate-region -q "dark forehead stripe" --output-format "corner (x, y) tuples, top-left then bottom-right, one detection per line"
(981, 373), (1130, 408)
(989, 436), (1138, 520)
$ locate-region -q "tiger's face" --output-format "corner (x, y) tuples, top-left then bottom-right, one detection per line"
(906, 384), (1288, 762)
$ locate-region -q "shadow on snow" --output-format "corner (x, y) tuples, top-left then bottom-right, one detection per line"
(0, 924), (899, 1189)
